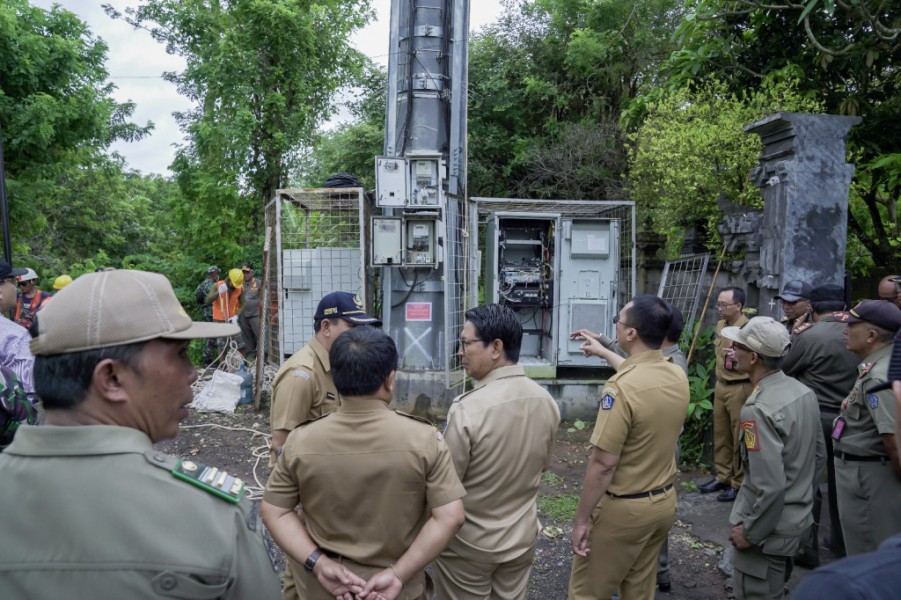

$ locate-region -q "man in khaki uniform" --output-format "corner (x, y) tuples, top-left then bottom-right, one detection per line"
(722, 317), (823, 600)
(263, 326), (465, 600)
(269, 291), (380, 467)
(833, 300), (901, 555)
(435, 304), (560, 600)
(568, 295), (689, 600)
(700, 287), (754, 502)
(0, 270), (280, 598)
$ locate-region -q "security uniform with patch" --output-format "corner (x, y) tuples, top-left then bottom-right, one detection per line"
(832, 300), (901, 555)
(0, 269), (280, 598)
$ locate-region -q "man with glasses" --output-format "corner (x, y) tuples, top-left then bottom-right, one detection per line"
(699, 287), (754, 502)
(832, 300), (901, 555)
(0, 260), (34, 393)
(775, 280), (813, 338)
(721, 317), (823, 600)
(435, 304), (560, 600)
(568, 295), (689, 599)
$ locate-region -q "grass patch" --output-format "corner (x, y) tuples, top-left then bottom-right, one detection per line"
(538, 494), (580, 522)
(541, 472), (564, 487)
(680, 480), (698, 492)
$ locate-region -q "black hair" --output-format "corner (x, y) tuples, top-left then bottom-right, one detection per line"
(330, 327), (398, 397)
(34, 342), (149, 410)
(665, 302), (685, 343)
(624, 294), (671, 349)
(463, 304), (523, 363)
(811, 300), (845, 315)
(720, 287), (746, 308)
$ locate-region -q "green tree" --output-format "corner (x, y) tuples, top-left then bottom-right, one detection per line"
(627, 76), (822, 254)
(0, 0), (151, 273)
(661, 0), (900, 272)
(109, 0), (374, 241)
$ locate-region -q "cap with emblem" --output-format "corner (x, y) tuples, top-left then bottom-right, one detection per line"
(314, 291), (381, 325)
(206, 265), (220, 274)
(31, 270), (239, 356)
(775, 280), (813, 302)
(721, 316), (791, 359)
(841, 300), (901, 333)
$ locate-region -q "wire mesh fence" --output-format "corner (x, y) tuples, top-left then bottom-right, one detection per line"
(657, 253), (713, 328)
(262, 188), (371, 364)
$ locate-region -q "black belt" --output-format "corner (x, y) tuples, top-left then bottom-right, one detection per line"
(835, 450), (887, 463)
(606, 483), (673, 500)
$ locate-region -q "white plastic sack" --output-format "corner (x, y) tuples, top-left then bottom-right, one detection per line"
(191, 370), (243, 413)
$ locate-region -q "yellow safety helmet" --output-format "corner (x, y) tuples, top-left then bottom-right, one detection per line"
(228, 268), (244, 289)
(53, 274), (73, 290)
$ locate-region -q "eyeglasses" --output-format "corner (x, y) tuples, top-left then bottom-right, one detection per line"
(716, 302), (737, 309)
(612, 314), (632, 328)
(458, 337), (482, 349)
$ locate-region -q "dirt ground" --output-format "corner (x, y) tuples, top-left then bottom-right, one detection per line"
(156, 400), (740, 599)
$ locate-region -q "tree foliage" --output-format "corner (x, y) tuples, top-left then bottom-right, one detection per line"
(661, 0), (900, 271)
(628, 75), (822, 254)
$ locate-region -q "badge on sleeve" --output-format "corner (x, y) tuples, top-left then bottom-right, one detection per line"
(601, 394), (615, 410)
(740, 420), (760, 451)
(868, 394), (879, 409)
(291, 370), (311, 380)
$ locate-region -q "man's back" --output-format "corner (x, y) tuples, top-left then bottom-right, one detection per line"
(444, 365), (560, 560)
(266, 399), (463, 566)
(782, 317), (858, 408)
(0, 425), (279, 599)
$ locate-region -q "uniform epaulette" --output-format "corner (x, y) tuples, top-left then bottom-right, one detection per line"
(395, 410), (436, 427)
(144, 450), (245, 504)
(608, 364), (636, 381)
(793, 321), (814, 335)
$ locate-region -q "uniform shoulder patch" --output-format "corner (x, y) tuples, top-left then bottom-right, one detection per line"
(740, 420), (760, 451)
(793, 322), (813, 335)
(868, 394), (879, 409)
(291, 369), (311, 380)
(395, 410), (436, 427)
(601, 394), (615, 410)
(170, 457), (246, 504)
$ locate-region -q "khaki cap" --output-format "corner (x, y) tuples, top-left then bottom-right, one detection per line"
(721, 316), (790, 359)
(31, 270), (239, 356)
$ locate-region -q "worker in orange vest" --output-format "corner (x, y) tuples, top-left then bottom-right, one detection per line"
(15, 269), (51, 331)
(206, 268), (244, 363)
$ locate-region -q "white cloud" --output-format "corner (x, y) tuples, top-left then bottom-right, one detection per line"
(28, 0), (503, 176)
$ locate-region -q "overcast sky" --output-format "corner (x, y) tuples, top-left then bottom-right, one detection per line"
(30, 0), (504, 176)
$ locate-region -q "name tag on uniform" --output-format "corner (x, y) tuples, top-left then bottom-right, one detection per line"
(326, 392), (336, 400)
(601, 394), (615, 410)
(832, 416), (845, 440)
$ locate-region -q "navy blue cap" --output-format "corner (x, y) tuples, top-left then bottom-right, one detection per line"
(842, 300), (901, 333)
(0, 260), (27, 280)
(315, 292), (381, 325)
(775, 280), (813, 302)
(809, 284), (844, 303)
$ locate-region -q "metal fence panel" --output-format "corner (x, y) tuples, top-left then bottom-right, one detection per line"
(657, 253), (712, 328)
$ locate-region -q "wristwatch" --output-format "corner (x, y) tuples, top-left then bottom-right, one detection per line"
(304, 548), (323, 573)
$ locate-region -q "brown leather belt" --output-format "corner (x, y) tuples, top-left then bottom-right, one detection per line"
(606, 483), (673, 500)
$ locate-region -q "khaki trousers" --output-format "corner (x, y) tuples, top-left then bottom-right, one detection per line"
(286, 555), (427, 600)
(434, 545), (535, 600)
(835, 457), (901, 555)
(568, 488), (676, 600)
(732, 546), (791, 600)
(713, 380), (754, 488)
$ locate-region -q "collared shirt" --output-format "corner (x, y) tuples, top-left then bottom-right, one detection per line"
(0, 425), (281, 598)
(265, 399), (465, 567)
(590, 350), (689, 495)
(834, 344), (896, 456)
(662, 343), (688, 374)
(715, 316), (751, 383)
(443, 364), (560, 562)
(730, 371), (823, 554)
(0, 316), (34, 393)
(269, 338), (338, 467)
(781, 316), (858, 410)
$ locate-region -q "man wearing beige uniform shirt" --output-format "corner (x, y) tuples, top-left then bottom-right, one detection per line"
(568, 295), (689, 600)
(263, 326), (465, 600)
(436, 304), (560, 600)
(268, 291), (380, 468)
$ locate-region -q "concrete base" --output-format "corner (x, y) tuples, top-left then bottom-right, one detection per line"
(390, 369), (608, 422)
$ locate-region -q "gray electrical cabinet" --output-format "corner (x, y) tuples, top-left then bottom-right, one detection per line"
(486, 213), (621, 376)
